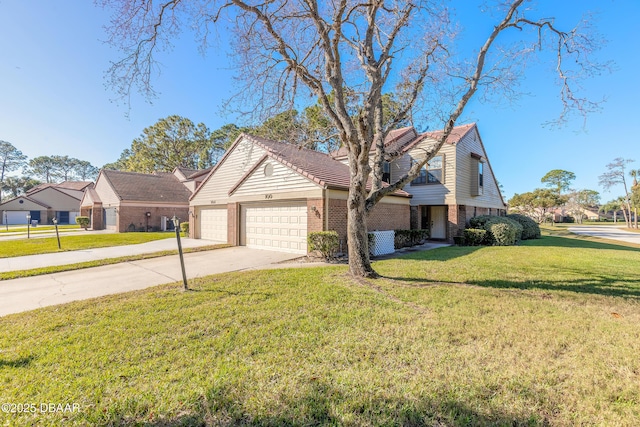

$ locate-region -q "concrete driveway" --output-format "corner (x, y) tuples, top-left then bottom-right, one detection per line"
(568, 225), (640, 245)
(0, 247), (303, 317)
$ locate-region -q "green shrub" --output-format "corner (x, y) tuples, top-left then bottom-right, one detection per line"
(453, 235), (465, 246)
(463, 228), (486, 246)
(394, 229), (430, 248)
(487, 222), (516, 246)
(308, 231), (339, 259)
(506, 213), (541, 240)
(180, 221), (189, 237)
(469, 215), (522, 246)
(75, 216), (90, 229)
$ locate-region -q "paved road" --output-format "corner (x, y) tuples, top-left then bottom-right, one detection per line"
(568, 225), (640, 245)
(0, 246), (303, 317)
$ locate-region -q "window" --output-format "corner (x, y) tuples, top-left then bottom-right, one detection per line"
(411, 155), (443, 185)
(471, 153), (484, 196)
(382, 161), (391, 183)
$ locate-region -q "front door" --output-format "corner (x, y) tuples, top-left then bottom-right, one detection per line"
(429, 206), (447, 240)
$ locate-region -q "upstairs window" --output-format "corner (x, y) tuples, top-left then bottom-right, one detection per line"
(471, 153), (484, 196)
(412, 155), (444, 185)
(382, 161), (391, 183)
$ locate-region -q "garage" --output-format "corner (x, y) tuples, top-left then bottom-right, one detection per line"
(5, 211), (31, 225)
(199, 207), (228, 242)
(241, 202), (307, 254)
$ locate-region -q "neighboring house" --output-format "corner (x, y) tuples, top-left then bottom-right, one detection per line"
(0, 181), (93, 225)
(80, 169), (193, 232)
(173, 166), (212, 193)
(333, 123), (506, 240)
(189, 134), (411, 254)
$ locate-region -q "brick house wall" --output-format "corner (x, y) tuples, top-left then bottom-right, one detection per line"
(81, 204), (103, 230)
(118, 206), (188, 232)
(307, 198), (324, 234)
(327, 198), (410, 249)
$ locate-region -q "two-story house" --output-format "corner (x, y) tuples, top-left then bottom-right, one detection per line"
(333, 123), (506, 240)
(188, 123), (505, 252)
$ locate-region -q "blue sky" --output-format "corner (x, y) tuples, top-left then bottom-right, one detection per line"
(0, 0), (637, 201)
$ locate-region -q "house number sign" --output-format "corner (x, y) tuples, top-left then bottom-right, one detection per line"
(265, 194), (273, 199)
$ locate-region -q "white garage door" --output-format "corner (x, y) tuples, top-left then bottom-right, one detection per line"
(6, 211), (30, 225)
(200, 207), (228, 242)
(241, 203), (308, 254)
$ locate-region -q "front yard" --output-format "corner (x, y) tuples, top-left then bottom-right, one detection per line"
(0, 232), (175, 257)
(0, 233), (639, 425)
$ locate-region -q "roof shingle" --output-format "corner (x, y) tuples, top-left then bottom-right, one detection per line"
(102, 170), (192, 203)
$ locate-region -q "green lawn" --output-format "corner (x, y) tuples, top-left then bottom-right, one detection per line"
(1, 235), (639, 426)
(0, 224), (80, 233)
(0, 232), (175, 257)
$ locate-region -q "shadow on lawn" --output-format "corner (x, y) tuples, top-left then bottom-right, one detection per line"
(384, 273), (640, 299)
(103, 380), (546, 426)
(0, 355), (33, 368)
(397, 235), (640, 264)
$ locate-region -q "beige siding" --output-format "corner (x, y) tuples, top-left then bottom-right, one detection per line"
(95, 174), (121, 207)
(232, 159), (319, 197)
(28, 188), (81, 211)
(404, 141), (456, 206)
(454, 128), (505, 209)
(190, 138), (267, 206)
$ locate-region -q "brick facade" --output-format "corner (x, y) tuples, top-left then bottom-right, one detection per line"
(448, 204), (467, 241)
(307, 198), (325, 234)
(326, 198), (410, 249)
(81, 204), (103, 230)
(117, 206), (189, 232)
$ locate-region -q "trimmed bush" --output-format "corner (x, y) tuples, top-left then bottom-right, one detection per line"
(308, 231), (339, 259)
(394, 229), (430, 249)
(487, 222), (517, 246)
(506, 213), (541, 240)
(453, 235), (465, 246)
(468, 215), (523, 246)
(463, 228), (486, 246)
(180, 221), (189, 237)
(75, 216), (90, 229)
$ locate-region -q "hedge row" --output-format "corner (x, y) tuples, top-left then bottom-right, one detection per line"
(458, 214), (541, 247)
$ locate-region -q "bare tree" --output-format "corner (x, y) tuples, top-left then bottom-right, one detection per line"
(599, 158), (635, 229)
(101, 0), (604, 277)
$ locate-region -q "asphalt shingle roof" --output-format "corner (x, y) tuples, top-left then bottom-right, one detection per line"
(244, 134), (410, 197)
(102, 170), (192, 203)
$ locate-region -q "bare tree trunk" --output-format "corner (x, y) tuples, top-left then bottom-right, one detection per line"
(347, 189), (375, 277)
(621, 208), (629, 228)
(635, 208), (638, 229)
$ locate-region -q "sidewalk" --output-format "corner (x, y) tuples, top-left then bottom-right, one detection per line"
(0, 246), (303, 317)
(0, 237), (217, 272)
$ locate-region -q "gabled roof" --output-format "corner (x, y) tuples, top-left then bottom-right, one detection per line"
(26, 181), (93, 195)
(228, 134), (410, 197)
(57, 181), (93, 191)
(0, 195), (51, 209)
(331, 126), (417, 159)
(101, 170), (192, 203)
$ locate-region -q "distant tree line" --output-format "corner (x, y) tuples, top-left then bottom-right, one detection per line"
(509, 161), (640, 229)
(106, 95), (408, 173)
(0, 140), (99, 202)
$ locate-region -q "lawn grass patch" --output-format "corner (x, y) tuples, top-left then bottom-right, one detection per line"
(0, 224), (80, 234)
(1, 235), (639, 426)
(0, 233), (176, 258)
